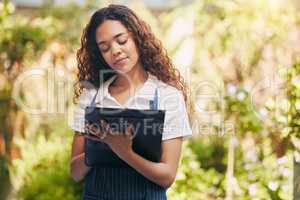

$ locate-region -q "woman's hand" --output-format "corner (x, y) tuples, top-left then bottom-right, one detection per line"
(85, 120), (134, 159)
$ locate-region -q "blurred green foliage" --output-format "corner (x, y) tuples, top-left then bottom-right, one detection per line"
(0, 1), (54, 199)
(164, 0), (295, 198)
(38, 2), (87, 50)
(286, 62), (300, 198)
(168, 142), (226, 200)
(287, 63), (300, 141)
(11, 128), (83, 200)
(0, 3), (52, 73)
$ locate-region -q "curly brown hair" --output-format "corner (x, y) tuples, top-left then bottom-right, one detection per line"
(74, 4), (195, 119)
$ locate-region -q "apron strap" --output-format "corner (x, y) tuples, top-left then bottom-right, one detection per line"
(90, 88), (99, 107)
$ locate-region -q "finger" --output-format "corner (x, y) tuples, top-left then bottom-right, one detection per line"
(85, 122), (93, 131)
(125, 123), (134, 138)
(85, 123), (93, 133)
(99, 130), (109, 140)
(84, 135), (103, 142)
(108, 126), (118, 136)
(85, 122), (105, 138)
(96, 125), (108, 139)
(87, 123), (102, 136)
(100, 120), (108, 128)
(102, 120), (117, 136)
(100, 120), (110, 133)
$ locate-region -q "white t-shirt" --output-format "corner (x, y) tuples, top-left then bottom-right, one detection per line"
(70, 72), (192, 141)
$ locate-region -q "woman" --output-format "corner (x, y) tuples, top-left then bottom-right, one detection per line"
(70, 4), (193, 200)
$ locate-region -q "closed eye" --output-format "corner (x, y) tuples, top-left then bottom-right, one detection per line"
(117, 35), (128, 45)
(118, 39), (127, 45)
(99, 45), (110, 53)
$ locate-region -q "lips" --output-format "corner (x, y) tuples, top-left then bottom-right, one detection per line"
(114, 57), (128, 65)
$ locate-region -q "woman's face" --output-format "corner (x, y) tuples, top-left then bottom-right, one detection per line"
(95, 20), (140, 74)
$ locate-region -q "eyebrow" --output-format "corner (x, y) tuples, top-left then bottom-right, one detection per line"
(97, 32), (127, 46)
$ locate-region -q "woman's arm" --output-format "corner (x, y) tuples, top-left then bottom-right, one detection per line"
(70, 132), (92, 182)
(119, 137), (183, 189)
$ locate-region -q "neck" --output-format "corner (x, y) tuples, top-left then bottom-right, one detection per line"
(113, 65), (148, 89)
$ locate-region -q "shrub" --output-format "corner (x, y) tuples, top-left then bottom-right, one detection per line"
(10, 132), (83, 200)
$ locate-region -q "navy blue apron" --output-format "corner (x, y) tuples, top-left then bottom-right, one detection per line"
(82, 87), (167, 200)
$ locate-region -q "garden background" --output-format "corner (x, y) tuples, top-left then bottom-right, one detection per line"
(0, 0), (299, 199)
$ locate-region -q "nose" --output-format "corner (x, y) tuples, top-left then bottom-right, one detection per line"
(111, 43), (121, 57)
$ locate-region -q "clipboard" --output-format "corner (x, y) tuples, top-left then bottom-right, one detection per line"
(84, 107), (166, 167)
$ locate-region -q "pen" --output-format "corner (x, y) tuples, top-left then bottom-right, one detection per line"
(149, 89), (158, 110)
